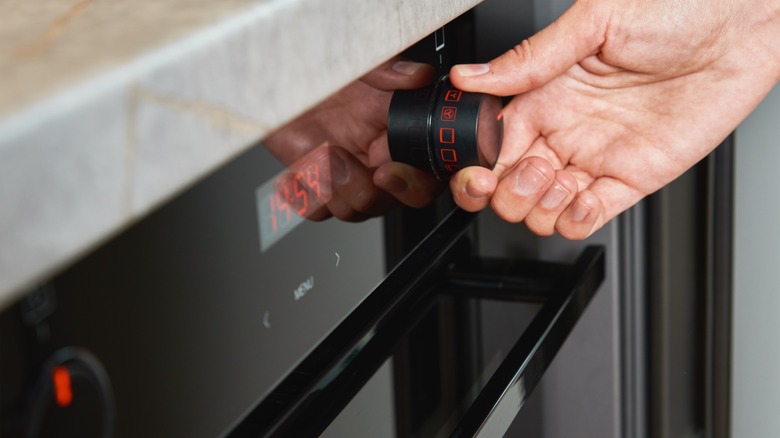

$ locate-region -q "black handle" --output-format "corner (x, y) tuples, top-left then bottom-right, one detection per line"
(450, 246), (606, 437)
(228, 211), (605, 437)
(229, 208), (478, 437)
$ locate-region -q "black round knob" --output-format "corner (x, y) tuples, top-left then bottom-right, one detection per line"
(387, 75), (503, 179)
(23, 348), (115, 438)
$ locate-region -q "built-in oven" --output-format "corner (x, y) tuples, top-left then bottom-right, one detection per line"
(0, 140), (604, 437)
(0, 3), (616, 437)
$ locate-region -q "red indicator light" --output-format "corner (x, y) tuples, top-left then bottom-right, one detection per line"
(441, 148), (458, 162)
(52, 366), (73, 408)
(440, 128), (455, 144)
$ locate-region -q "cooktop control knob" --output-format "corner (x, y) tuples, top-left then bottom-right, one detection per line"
(22, 348), (115, 438)
(387, 75), (503, 179)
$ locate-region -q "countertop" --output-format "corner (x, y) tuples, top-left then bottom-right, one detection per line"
(0, 0), (482, 309)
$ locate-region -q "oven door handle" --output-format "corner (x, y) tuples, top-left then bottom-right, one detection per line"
(229, 208), (480, 438)
(229, 207), (604, 437)
(450, 245), (606, 438)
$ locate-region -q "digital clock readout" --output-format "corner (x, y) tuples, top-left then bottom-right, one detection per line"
(256, 163), (322, 252)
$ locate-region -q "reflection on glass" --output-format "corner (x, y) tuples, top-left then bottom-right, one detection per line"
(259, 57), (443, 230)
(256, 153), (326, 252)
(322, 294), (542, 437)
(252, 58), (505, 252)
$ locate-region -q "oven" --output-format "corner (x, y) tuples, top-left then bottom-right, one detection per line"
(0, 138), (604, 438)
(0, 0), (731, 437)
(0, 104), (604, 437)
(0, 140), (604, 437)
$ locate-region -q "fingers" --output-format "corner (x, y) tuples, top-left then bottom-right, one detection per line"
(325, 146), (402, 221)
(449, 1), (607, 96)
(373, 162), (444, 208)
(490, 157), (557, 222)
(555, 190), (603, 240)
(288, 145), (445, 222)
(287, 145), (398, 222)
(450, 156), (604, 240)
(361, 56), (436, 91)
(450, 167), (498, 212)
(524, 169), (578, 236)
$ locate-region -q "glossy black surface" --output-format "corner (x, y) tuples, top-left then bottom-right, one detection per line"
(0, 12), (480, 437)
(451, 246), (605, 437)
(1, 7), (610, 437)
(229, 208), (478, 437)
(228, 204), (605, 437)
(0, 143), (394, 437)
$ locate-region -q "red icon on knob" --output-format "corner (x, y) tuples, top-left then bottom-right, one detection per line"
(440, 128), (455, 144)
(444, 90), (462, 102)
(441, 148), (458, 162)
(441, 106), (457, 121)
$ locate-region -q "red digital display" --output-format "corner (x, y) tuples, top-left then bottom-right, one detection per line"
(267, 163), (321, 233)
(257, 162), (324, 252)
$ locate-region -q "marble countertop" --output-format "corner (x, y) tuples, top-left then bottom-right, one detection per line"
(0, 0), (482, 309)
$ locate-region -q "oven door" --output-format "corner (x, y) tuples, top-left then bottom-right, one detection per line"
(229, 208), (605, 437)
(0, 3), (607, 437)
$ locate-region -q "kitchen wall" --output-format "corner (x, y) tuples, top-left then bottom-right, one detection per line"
(732, 84), (780, 437)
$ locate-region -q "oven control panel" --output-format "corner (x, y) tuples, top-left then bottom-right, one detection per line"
(0, 144), (387, 437)
(22, 348), (114, 437)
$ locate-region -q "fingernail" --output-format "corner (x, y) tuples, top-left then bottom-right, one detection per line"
(571, 198), (592, 222)
(515, 164), (549, 196)
(540, 182), (570, 209)
(392, 61), (427, 76)
(453, 63), (490, 77)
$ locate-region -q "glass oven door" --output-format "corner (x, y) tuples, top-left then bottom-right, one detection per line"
(229, 208), (605, 437)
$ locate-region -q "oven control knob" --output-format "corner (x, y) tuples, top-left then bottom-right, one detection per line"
(22, 348), (115, 438)
(387, 75), (503, 179)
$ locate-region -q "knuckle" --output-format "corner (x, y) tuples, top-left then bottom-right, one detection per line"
(507, 39), (544, 89)
(510, 39), (533, 64)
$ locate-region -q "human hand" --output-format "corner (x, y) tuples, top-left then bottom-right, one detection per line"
(263, 57), (441, 221)
(449, 0), (780, 239)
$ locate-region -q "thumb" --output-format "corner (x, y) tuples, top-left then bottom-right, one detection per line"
(450, 1), (608, 96)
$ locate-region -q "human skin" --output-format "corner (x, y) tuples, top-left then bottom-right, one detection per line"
(263, 57), (441, 221)
(449, 0), (780, 239)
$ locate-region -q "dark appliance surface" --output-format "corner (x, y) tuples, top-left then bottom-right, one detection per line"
(0, 141), (393, 437)
(0, 139), (605, 437)
(0, 5), (609, 437)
